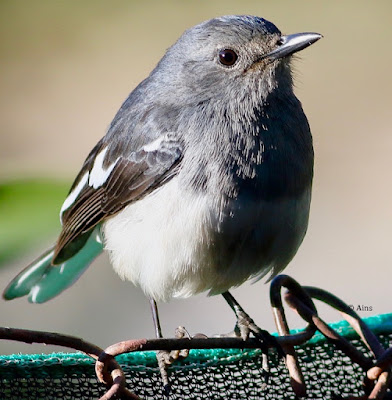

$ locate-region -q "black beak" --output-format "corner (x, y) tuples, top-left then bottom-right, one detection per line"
(264, 32), (322, 60)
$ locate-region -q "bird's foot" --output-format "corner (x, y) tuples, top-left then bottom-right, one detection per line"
(234, 310), (283, 384)
(220, 291), (282, 384)
(157, 326), (192, 396)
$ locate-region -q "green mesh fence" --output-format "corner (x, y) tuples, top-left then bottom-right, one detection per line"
(0, 313), (391, 400)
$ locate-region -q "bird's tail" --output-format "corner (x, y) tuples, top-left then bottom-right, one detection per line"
(3, 228), (103, 303)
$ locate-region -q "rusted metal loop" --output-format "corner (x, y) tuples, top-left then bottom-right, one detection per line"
(270, 275), (318, 314)
(96, 339), (148, 385)
(269, 275), (320, 398)
(0, 326), (138, 400)
(284, 290), (382, 397)
(367, 370), (392, 400)
(99, 375), (123, 400)
(99, 370), (140, 400)
(303, 286), (386, 360)
(94, 354), (139, 400)
(368, 347), (392, 380)
(274, 324), (315, 346)
(298, 286), (392, 396)
(284, 291), (374, 371)
(96, 352), (115, 385)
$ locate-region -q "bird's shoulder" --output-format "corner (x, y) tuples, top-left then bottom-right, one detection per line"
(54, 87), (183, 264)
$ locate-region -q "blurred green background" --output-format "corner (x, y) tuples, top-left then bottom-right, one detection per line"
(0, 1), (391, 354)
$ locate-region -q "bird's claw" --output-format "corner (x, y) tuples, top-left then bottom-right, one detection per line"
(234, 310), (284, 384)
(157, 326), (194, 395)
(235, 309), (256, 341)
(235, 310), (279, 349)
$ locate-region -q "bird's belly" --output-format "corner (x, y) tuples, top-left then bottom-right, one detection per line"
(205, 188), (312, 295)
(103, 178), (311, 301)
(103, 178), (214, 301)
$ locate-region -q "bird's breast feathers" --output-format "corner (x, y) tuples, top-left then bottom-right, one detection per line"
(102, 175), (311, 302)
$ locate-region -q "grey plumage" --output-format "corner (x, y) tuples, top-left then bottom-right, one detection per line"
(100, 16), (316, 299)
(4, 15), (321, 305)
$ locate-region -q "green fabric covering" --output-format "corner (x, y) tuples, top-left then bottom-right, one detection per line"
(0, 313), (391, 399)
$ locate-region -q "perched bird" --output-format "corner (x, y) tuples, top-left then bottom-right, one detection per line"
(4, 15), (321, 340)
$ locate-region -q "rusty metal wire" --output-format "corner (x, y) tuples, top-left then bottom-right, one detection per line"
(271, 276), (392, 399)
(0, 327), (139, 400)
(0, 274), (391, 400)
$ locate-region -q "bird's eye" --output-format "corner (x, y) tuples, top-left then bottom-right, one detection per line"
(218, 49), (238, 67)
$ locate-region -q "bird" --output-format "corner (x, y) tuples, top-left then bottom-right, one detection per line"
(4, 15), (321, 342)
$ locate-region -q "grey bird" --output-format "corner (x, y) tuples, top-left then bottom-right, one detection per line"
(4, 16), (321, 341)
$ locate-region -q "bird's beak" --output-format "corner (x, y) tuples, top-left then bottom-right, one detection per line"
(264, 32), (322, 60)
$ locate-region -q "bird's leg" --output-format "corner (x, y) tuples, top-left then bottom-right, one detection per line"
(150, 298), (163, 339)
(150, 299), (191, 395)
(222, 291), (265, 340)
(150, 298), (171, 394)
(221, 291), (281, 380)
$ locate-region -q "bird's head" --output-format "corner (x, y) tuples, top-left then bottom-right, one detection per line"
(152, 15), (322, 105)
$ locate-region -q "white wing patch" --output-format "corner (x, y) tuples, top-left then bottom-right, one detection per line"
(89, 147), (119, 189)
(59, 139), (168, 224)
(142, 136), (164, 152)
(59, 146), (120, 223)
(60, 171), (89, 222)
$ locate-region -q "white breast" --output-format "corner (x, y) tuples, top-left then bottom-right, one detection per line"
(103, 177), (217, 301)
(103, 175), (311, 302)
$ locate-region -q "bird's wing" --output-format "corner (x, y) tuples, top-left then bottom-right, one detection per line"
(53, 134), (182, 264)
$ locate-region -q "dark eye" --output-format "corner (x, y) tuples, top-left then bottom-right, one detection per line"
(218, 49), (238, 66)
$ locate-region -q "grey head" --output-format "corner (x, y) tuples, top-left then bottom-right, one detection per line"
(148, 15), (321, 106)
(109, 15), (322, 149)
(124, 16), (320, 199)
